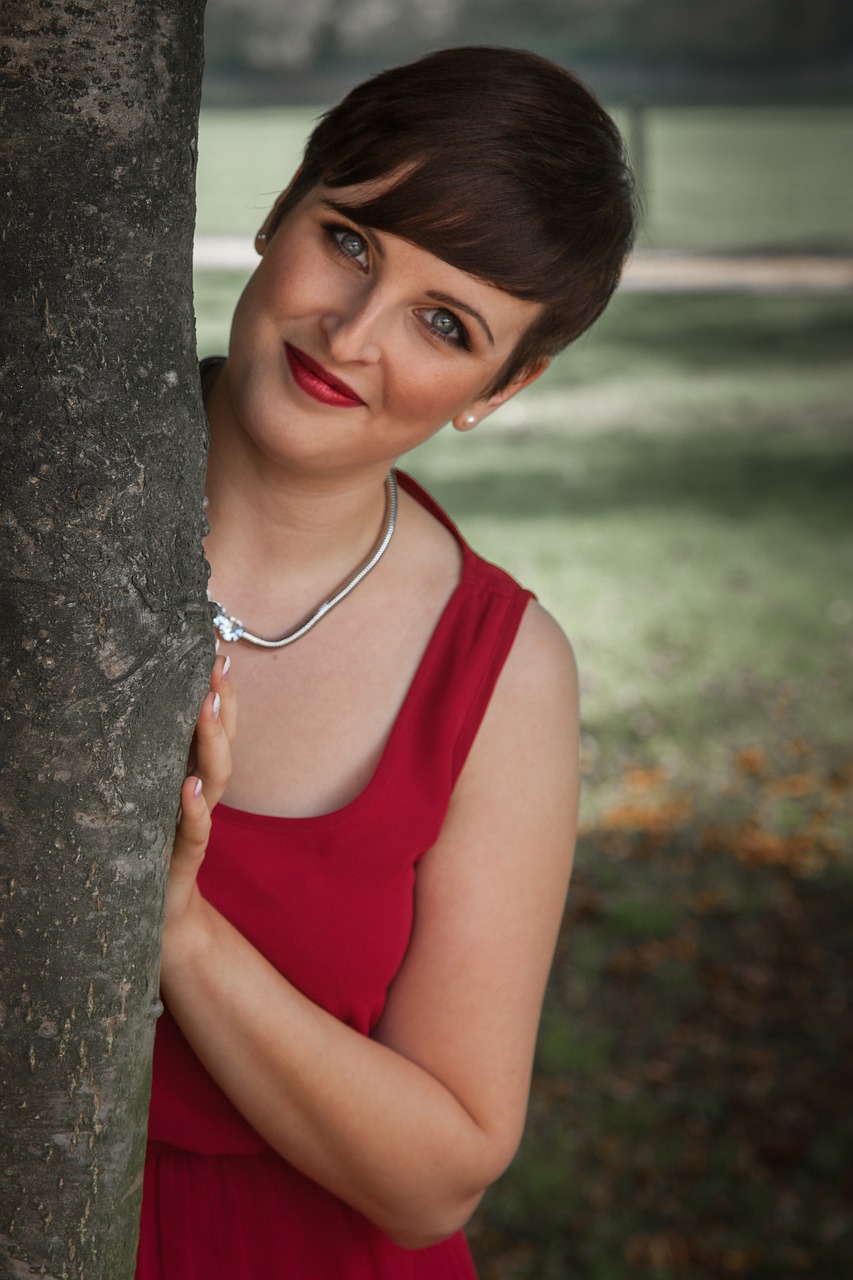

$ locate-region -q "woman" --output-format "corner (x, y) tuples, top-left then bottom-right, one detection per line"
(137, 46), (636, 1279)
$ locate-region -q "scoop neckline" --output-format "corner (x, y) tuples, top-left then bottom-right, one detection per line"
(213, 472), (474, 830)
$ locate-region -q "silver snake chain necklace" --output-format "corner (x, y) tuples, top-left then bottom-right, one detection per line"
(209, 470), (398, 649)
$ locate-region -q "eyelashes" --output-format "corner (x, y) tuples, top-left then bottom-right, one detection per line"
(327, 224), (369, 270)
(321, 221), (472, 351)
(416, 308), (471, 351)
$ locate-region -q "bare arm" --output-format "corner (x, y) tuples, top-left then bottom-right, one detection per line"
(162, 603), (579, 1248)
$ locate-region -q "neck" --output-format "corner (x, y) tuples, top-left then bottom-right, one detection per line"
(202, 365), (395, 629)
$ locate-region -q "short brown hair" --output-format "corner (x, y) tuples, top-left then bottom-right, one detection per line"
(271, 47), (638, 394)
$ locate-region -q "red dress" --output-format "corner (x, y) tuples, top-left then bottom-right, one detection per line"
(137, 473), (534, 1279)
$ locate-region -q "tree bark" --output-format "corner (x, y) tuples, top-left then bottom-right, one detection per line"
(0, 2), (210, 1276)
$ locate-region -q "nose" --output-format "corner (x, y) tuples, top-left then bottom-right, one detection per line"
(321, 283), (386, 365)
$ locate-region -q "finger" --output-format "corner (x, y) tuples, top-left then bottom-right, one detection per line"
(193, 688), (232, 808)
(172, 776), (211, 870)
(184, 653), (232, 777)
(210, 652), (237, 746)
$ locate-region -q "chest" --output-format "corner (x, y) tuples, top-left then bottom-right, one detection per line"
(219, 570), (454, 819)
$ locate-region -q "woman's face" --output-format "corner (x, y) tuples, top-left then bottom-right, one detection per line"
(219, 182), (544, 475)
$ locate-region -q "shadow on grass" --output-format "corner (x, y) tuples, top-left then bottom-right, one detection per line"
(558, 293), (853, 383)
(418, 428), (853, 528)
(471, 815), (853, 1280)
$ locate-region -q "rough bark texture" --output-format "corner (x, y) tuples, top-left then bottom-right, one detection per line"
(0, 2), (210, 1276)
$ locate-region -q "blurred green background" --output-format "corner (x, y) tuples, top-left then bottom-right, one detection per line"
(194, 104), (853, 254)
(193, 12), (853, 1271)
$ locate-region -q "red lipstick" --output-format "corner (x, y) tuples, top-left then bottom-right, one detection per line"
(284, 344), (365, 408)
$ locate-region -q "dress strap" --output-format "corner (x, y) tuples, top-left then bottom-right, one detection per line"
(394, 471), (535, 792)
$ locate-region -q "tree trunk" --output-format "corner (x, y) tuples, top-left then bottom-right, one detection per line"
(0, 2), (210, 1276)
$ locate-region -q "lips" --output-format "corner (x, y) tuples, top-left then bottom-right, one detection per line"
(284, 343), (365, 408)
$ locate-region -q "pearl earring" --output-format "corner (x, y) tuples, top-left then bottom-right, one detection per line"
(256, 231), (267, 250)
(464, 414), (477, 427)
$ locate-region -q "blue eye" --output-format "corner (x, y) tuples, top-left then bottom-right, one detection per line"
(419, 308), (470, 350)
(330, 226), (369, 268)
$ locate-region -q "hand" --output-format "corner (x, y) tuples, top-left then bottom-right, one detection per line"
(164, 651), (237, 940)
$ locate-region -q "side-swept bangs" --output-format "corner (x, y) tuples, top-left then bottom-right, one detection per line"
(271, 47), (637, 394)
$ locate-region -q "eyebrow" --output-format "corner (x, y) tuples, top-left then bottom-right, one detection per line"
(322, 200), (494, 346)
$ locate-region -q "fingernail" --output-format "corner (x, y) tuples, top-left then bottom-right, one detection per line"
(193, 777), (203, 798)
(222, 655), (231, 679)
(215, 637), (220, 654)
(212, 692), (221, 720)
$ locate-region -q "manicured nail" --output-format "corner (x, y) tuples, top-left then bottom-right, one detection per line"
(193, 777), (203, 798)
(222, 655), (231, 679)
(215, 637), (220, 653)
(212, 692), (221, 720)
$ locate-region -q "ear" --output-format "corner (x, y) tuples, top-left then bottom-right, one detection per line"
(452, 357), (550, 432)
(255, 167), (305, 255)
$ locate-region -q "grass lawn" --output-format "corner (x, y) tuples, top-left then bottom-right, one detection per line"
(196, 106), (319, 236)
(622, 105), (853, 253)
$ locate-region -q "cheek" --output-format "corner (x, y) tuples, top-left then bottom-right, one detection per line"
(228, 267), (288, 356)
(381, 358), (479, 430)
(229, 273), (258, 334)
(246, 235), (327, 323)
(381, 321), (485, 420)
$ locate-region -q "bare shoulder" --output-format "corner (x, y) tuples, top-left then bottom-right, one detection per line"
(504, 599), (578, 699)
(465, 599), (579, 776)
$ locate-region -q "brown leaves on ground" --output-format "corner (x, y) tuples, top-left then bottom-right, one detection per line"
(581, 739), (850, 878)
(473, 740), (853, 1280)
